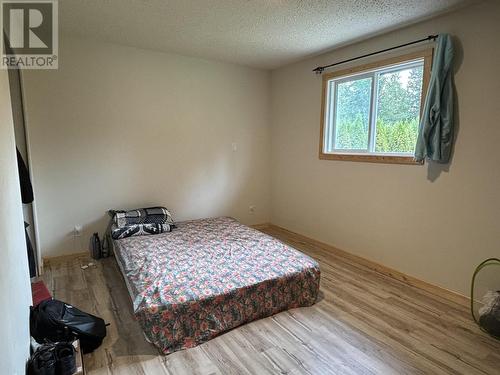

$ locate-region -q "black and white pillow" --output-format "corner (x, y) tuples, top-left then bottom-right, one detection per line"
(110, 222), (172, 240)
(109, 207), (174, 228)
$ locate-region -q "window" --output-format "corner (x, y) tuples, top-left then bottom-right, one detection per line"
(319, 50), (432, 164)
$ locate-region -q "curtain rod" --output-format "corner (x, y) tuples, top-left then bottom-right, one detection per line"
(312, 34), (438, 74)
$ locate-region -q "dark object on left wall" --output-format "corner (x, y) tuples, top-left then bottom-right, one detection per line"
(28, 342), (76, 375)
(17, 147), (37, 276)
(30, 299), (107, 354)
(25, 222), (36, 277)
(16, 148), (33, 204)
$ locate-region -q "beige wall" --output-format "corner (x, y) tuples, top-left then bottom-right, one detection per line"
(270, 0), (500, 296)
(23, 36), (271, 258)
(0, 69), (32, 374)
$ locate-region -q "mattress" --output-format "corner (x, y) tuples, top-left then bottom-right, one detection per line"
(112, 216), (320, 354)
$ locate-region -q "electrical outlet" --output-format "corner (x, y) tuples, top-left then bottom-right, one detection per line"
(74, 225), (83, 237)
(249, 205), (256, 214)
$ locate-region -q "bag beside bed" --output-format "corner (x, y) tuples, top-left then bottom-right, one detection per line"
(108, 206), (175, 239)
(30, 299), (107, 354)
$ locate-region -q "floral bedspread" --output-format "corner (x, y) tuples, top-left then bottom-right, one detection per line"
(113, 216), (320, 354)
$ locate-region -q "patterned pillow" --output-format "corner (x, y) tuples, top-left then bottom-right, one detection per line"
(109, 207), (174, 228)
(110, 223), (172, 240)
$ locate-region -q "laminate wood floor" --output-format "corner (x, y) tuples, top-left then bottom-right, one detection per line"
(42, 226), (500, 374)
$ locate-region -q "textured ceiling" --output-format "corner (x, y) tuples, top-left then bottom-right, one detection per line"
(59, 0), (470, 69)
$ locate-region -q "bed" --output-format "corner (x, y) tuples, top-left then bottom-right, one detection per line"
(111, 216), (320, 354)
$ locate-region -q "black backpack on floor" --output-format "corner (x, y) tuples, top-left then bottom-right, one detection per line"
(30, 299), (107, 354)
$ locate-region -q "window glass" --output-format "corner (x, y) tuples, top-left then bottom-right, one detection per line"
(375, 65), (423, 153)
(334, 77), (372, 151)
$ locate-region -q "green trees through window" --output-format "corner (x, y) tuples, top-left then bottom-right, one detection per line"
(335, 77), (371, 150)
(330, 63), (424, 154)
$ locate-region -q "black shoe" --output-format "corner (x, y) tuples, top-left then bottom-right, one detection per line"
(29, 345), (56, 375)
(55, 342), (76, 375)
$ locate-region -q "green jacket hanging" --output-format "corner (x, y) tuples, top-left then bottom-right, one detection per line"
(414, 34), (455, 163)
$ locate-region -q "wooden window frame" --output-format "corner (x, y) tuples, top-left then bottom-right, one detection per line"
(319, 49), (433, 165)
